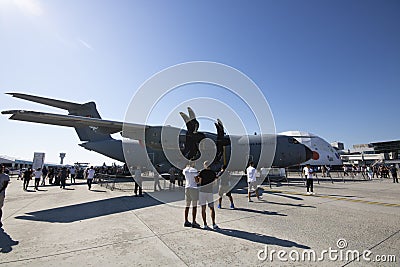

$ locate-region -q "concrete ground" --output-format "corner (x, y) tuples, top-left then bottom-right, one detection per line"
(1, 176), (399, 266)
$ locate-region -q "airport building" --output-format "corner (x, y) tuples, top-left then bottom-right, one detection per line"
(0, 155), (33, 169)
(340, 140), (400, 166)
(0, 155), (63, 169)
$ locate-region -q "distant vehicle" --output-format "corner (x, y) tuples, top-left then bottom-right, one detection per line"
(2, 93), (317, 173)
(74, 162), (89, 179)
(7, 168), (21, 176)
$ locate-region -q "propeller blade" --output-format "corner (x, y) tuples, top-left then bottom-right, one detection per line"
(179, 112), (190, 124)
(187, 107), (196, 120)
(180, 107), (203, 160)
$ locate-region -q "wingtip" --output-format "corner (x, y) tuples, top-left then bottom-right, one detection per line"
(5, 92), (26, 98)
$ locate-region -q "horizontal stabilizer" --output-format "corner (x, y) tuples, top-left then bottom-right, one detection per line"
(2, 110), (147, 139)
(7, 93), (83, 111)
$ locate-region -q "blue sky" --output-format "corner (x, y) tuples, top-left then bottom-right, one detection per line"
(0, 0), (399, 165)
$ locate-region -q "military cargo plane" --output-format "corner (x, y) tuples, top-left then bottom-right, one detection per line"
(2, 93), (316, 173)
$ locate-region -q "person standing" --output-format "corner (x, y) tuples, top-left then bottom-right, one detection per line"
(86, 166), (96, 190)
(23, 168), (32, 191)
(0, 165), (10, 228)
(247, 162), (261, 202)
(366, 166), (373, 180)
(133, 167), (143, 196)
(177, 172), (184, 187)
(198, 161), (218, 230)
(168, 167), (176, 190)
(303, 164), (315, 195)
(59, 167), (68, 189)
(372, 166), (378, 179)
(41, 166), (48, 186)
(343, 165), (349, 176)
(217, 165), (235, 209)
(153, 172), (162, 191)
(321, 165), (326, 177)
(48, 167), (54, 184)
(69, 166), (76, 184)
(34, 168), (42, 190)
(326, 165), (331, 178)
(183, 161), (200, 228)
(390, 165), (398, 183)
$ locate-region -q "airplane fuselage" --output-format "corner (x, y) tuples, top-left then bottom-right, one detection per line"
(79, 128), (312, 173)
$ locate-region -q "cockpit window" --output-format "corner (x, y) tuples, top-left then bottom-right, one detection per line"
(288, 137), (299, 144)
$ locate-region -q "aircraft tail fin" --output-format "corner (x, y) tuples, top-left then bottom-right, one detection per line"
(7, 93), (112, 142)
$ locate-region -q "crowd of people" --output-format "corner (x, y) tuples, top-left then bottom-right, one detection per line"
(13, 165), (99, 191)
(342, 164), (398, 182)
(298, 164), (398, 183)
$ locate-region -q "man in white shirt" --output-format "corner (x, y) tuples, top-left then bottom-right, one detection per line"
(86, 166), (96, 190)
(69, 167), (76, 184)
(0, 165), (10, 228)
(183, 161), (200, 228)
(303, 164), (315, 195)
(247, 162), (261, 202)
(34, 168), (42, 190)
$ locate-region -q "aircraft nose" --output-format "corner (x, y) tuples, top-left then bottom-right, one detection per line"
(305, 146), (313, 161)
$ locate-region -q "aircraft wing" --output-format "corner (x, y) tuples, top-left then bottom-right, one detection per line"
(2, 110), (147, 138)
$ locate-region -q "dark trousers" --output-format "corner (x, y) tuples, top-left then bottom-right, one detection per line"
(393, 174), (399, 183)
(134, 182), (142, 195)
(87, 179), (93, 189)
(0, 206), (3, 227)
(34, 179), (40, 189)
(306, 179), (313, 192)
(60, 177), (66, 189)
(23, 179), (30, 190)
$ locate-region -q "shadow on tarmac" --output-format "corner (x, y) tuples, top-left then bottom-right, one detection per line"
(318, 194), (359, 198)
(265, 201), (316, 209)
(34, 189), (48, 192)
(0, 228), (19, 253)
(15, 195), (162, 223)
(217, 228), (310, 249)
(234, 188), (305, 201)
(267, 192), (303, 201)
(234, 207), (287, 216)
(24, 189), (36, 193)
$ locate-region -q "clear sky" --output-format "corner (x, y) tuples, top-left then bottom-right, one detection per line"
(0, 0), (399, 165)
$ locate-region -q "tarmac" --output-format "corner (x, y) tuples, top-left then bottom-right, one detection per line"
(1, 175), (399, 266)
